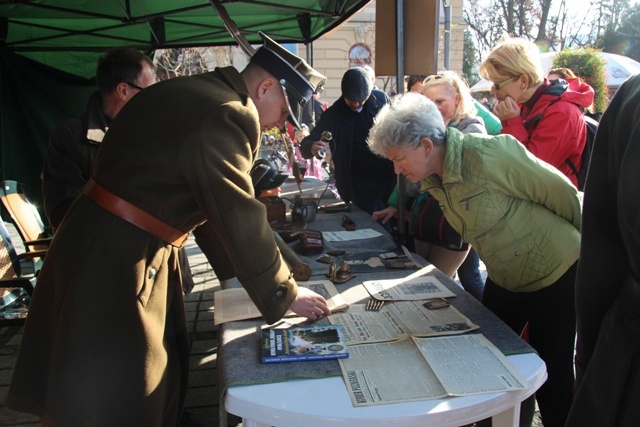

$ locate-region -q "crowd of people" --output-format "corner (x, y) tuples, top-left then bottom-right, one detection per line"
(6, 33), (638, 427)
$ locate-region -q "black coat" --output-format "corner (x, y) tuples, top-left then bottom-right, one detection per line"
(300, 89), (395, 204)
(566, 73), (640, 426)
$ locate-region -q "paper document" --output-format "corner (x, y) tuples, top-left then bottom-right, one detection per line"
(322, 228), (383, 242)
(363, 273), (456, 301)
(339, 334), (531, 406)
(214, 280), (348, 325)
(329, 301), (479, 345)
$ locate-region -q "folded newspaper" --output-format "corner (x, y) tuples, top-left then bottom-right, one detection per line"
(339, 334), (531, 406)
(214, 280), (348, 325)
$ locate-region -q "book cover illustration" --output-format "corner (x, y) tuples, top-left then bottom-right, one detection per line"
(261, 324), (349, 363)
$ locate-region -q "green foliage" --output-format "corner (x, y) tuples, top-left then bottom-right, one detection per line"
(463, 30), (479, 85)
(552, 48), (608, 112)
(598, 3), (640, 62)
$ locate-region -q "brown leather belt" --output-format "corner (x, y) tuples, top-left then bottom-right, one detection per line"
(84, 178), (189, 247)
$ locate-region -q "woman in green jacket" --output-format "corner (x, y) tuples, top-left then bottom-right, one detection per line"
(367, 93), (581, 427)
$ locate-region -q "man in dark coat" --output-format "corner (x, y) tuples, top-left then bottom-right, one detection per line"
(299, 67), (396, 215)
(41, 47), (156, 229)
(565, 73), (640, 427)
(7, 33), (330, 426)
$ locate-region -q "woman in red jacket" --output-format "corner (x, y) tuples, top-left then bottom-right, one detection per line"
(479, 38), (594, 189)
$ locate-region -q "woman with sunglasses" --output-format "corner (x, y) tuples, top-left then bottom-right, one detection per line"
(479, 38), (594, 189)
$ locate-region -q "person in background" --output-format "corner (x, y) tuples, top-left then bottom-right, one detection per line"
(360, 64), (379, 90)
(565, 73), (640, 427)
(299, 67), (395, 216)
(547, 66), (576, 81)
(42, 47), (156, 229)
(7, 33), (330, 426)
(548, 67), (601, 121)
(368, 93), (581, 427)
(479, 37), (594, 188)
(300, 93), (325, 130)
(406, 75), (427, 93)
(40, 48), (199, 301)
(421, 71), (486, 301)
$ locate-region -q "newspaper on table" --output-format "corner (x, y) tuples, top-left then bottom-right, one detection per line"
(328, 300), (479, 345)
(213, 280), (348, 325)
(322, 228), (383, 242)
(338, 334), (531, 406)
(363, 265), (456, 301)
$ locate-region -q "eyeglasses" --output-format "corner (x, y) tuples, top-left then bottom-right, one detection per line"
(492, 76), (516, 91)
(125, 82), (145, 91)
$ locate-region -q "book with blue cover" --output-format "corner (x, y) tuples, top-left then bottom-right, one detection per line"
(261, 324), (349, 363)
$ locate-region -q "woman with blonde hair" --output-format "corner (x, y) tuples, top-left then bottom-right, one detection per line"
(479, 37), (594, 188)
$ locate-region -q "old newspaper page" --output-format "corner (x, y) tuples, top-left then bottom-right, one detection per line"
(328, 301), (479, 345)
(363, 273), (456, 301)
(214, 280), (348, 325)
(339, 334), (531, 406)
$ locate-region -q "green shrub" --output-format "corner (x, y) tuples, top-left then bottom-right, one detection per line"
(552, 48), (608, 113)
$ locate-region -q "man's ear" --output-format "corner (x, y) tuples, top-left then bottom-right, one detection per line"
(256, 77), (276, 100)
(115, 82), (132, 101)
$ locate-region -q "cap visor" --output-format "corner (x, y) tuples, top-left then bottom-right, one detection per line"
(272, 173), (289, 188)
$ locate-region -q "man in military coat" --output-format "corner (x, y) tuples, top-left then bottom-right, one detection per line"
(8, 33), (330, 426)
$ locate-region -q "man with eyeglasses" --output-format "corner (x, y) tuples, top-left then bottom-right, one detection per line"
(9, 34), (330, 426)
(42, 47), (156, 229)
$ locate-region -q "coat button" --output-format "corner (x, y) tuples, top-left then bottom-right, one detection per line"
(514, 251), (520, 256)
(148, 268), (157, 279)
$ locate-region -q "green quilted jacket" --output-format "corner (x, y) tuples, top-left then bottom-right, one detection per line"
(421, 127), (582, 292)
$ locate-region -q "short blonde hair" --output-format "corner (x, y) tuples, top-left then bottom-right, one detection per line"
(479, 37), (543, 88)
(422, 71), (477, 127)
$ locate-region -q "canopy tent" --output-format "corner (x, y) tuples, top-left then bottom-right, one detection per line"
(470, 51), (640, 93)
(1, 0), (370, 77)
(0, 0), (370, 217)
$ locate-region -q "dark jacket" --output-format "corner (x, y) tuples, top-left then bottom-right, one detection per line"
(41, 91), (108, 228)
(566, 73), (640, 427)
(300, 89), (395, 204)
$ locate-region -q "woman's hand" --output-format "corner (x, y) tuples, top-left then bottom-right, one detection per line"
(493, 96), (521, 121)
(371, 206), (398, 223)
(289, 286), (331, 321)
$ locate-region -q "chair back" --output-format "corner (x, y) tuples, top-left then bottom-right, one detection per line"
(0, 220), (20, 280)
(0, 220), (32, 317)
(0, 180), (49, 250)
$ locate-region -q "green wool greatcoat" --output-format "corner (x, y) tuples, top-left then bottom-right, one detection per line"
(7, 67), (297, 425)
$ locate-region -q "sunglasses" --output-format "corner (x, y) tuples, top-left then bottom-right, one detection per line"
(492, 76), (516, 91)
(424, 74), (444, 83)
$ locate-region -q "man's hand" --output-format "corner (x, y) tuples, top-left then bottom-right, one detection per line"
(493, 96), (521, 121)
(310, 140), (328, 157)
(289, 286), (331, 321)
